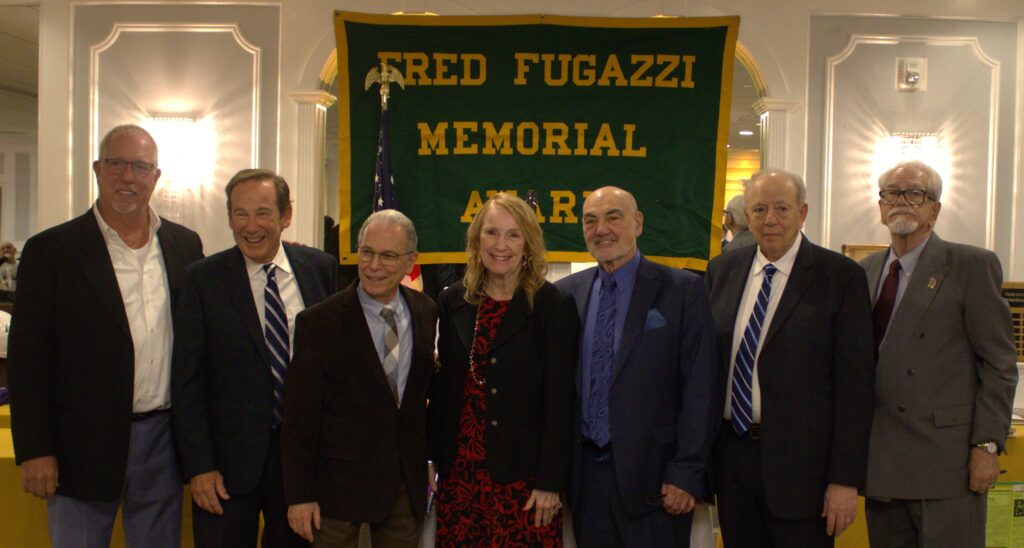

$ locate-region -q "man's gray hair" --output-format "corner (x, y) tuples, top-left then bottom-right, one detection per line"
(357, 209), (418, 252)
(725, 195), (748, 229)
(877, 160), (943, 201)
(747, 169), (807, 205)
(98, 124), (158, 163)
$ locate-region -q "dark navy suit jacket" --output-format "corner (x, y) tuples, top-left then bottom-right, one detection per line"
(171, 243), (336, 495)
(556, 254), (718, 516)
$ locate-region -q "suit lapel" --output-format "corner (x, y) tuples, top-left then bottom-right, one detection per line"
(717, 247), (757, 332)
(76, 213), (132, 338)
(568, 269), (597, 322)
(220, 248), (276, 369)
(612, 258), (660, 382)
(488, 289), (530, 352)
(284, 244), (325, 306)
(863, 250), (888, 304)
(338, 284), (398, 406)
(762, 236), (813, 348)
(400, 286), (432, 410)
(155, 220), (185, 300)
(884, 235), (947, 346)
(567, 269), (597, 398)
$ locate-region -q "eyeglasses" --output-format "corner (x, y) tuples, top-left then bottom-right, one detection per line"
(748, 204), (795, 221)
(101, 158), (156, 178)
(357, 247), (414, 267)
(878, 188), (932, 206)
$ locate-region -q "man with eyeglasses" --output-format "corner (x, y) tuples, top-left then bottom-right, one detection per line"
(861, 161), (1016, 548)
(8, 124), (204, 546)
(171, 169), (336, 547)
(705, 169), (875, 546)
(282, 209), (438, 547)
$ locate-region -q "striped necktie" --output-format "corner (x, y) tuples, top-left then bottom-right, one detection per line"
(380, 305), (401, 404)
(262, 264), (289, 427)
(731, 263), (777, 436)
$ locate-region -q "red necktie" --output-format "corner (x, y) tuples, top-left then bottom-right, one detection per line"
(872, 260), (902, 348)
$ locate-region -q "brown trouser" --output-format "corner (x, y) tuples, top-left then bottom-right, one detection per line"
(314, 480), (423, 548)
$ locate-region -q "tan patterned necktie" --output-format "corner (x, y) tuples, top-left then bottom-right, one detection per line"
(380, 306), (401, 404)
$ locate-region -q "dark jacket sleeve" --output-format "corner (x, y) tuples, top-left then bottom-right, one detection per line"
(827, 261), (875, 488)
(170, 264), (218, 480)
(534, 286), (579, 492)
(281, 308), (328, 505)
(662, 273), (719, 499)
(8, 235), (58, 463)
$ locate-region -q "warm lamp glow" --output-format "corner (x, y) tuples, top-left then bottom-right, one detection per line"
(141, 115), (217, 221)
(872, 132), (943, 181)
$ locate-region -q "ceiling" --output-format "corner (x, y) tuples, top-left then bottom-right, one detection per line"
(0, 5), (758, 147)
(0, 5), (39, 138)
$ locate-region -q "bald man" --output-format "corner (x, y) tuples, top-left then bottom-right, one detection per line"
(556, 186), (718, 546)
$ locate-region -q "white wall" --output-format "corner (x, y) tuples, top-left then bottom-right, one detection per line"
(808, 15), (1020, 275)
(26, 0), (1024, 277)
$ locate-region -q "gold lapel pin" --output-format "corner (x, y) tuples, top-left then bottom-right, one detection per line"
(927, 277), (937, 289)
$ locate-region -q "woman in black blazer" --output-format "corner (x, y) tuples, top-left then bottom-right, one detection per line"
(428, 193), (579, 546)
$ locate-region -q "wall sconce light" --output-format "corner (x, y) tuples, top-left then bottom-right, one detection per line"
(872, 131), (946, 199)
(896, 57), (927, 92)
(141, 114), (217, 221)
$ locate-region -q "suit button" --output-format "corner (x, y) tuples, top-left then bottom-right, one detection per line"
(490, 420), (498, 427)
(898, 405), (906, 412)
(490, 387), (498, 395)
(490, 357), (497, 364)
(907, 369), (916, 376)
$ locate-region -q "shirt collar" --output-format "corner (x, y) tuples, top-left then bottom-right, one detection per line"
(244, 243), (292, 280)
(356, 283), (406, 317)
(753, 231), (802, 277)
(885, 233), (930, 276)
(598, 250), (642, 286)
(92, 202), (162, 246)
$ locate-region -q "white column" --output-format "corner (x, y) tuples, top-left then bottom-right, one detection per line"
(753, 98), (798, 170)
(288, 90), (336, 248)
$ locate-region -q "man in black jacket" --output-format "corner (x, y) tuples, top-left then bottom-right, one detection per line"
(9, 124), (204, 547)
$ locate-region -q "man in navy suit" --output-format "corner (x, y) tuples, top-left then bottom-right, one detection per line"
(556, 186), (718, 547)
(705, 170), (874, 547)
(172, 169), (337, 546)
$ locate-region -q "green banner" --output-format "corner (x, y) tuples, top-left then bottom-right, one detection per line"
(334, 12), (739, 269)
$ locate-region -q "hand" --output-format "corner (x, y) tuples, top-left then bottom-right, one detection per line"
(21, 456), (58, 499)
(821, 483), (858, 537)
(428, 461), (438, 492)
(969, 447), (1000, 493)
(661, 483), (696, 515)
(189, 470), (230, 515)
(522, 489), (561, 527)
(288, 501), (322, 542)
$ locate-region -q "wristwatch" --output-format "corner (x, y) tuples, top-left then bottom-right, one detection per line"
(973, 441), (998, 454)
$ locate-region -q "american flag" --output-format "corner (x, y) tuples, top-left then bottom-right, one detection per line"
(373, 105), (422, 289)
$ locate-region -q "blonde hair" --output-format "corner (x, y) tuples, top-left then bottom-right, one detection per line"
(463, 193), (548, 308)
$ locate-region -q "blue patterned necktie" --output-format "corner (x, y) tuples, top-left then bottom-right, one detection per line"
(588, 274), (617, 448)
(262, 264), (289, 427)
(731, 263), (777, 436)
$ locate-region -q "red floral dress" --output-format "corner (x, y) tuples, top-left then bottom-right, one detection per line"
(435, 296), (562, 547)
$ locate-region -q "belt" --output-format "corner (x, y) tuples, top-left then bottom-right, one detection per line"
(748, 424), (762, 440)
(724, 420), (761, 440)
(582, 439), (613, 462)
(131, 409), (170, 422)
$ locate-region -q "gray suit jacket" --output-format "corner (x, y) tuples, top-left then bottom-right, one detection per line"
(862, 233), (1017, 500)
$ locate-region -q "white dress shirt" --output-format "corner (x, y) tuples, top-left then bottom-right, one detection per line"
(724, 232), (803, 423)
(244, 245), (306, 357)
(93, 205), (172, 413)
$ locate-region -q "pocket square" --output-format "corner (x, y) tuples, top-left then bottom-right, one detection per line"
(644, 308), (667, 330)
